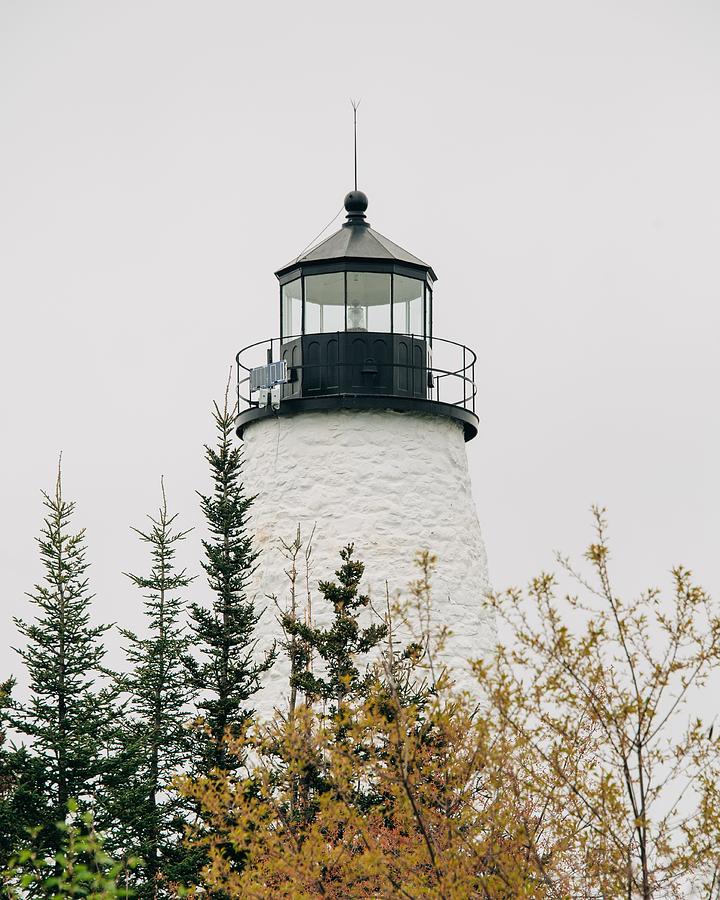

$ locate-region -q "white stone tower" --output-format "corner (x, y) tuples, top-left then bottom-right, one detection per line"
(235, 190), (493, 716)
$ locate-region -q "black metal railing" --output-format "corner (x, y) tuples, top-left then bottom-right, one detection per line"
(235, 333), (477, 415)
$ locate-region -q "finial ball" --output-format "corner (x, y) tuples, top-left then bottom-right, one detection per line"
(344, 190), (368, 214)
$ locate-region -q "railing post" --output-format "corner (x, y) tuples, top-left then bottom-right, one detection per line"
(472, 359), (476, 413)
(462, 345), (466, 408)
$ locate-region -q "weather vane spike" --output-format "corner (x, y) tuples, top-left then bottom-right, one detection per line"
(351, 98), (361, 191)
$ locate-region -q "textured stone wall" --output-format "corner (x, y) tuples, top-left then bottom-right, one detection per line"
(241, 408), (494, 718)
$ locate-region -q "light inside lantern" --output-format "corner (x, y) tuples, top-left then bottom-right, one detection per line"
(347, 303), (367, 331)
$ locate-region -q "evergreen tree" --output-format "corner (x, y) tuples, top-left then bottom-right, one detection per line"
(277, 546), (388, 823)
(110, 480), (196, 897)
(283, 544), (387, 713)
(6, 463), (118, 849)
(185, 395), (275, 774)
(0, 680), (47, 868)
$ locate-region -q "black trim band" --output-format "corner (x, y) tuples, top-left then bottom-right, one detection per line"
(235, 394), (479, 442)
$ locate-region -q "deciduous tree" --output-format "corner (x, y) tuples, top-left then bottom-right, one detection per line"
(179, 514), (720, 898)
(480, 506), (720, 897)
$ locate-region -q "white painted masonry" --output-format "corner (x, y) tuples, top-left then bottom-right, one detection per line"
(243, 407), (494, 717)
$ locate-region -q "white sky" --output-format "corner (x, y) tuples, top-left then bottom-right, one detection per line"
(1, 1), (719, 679)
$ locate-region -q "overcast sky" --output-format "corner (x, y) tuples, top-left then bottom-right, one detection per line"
(1, 1), (718, 679)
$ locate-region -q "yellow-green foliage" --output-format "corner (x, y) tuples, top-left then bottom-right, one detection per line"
(177, 514), (720, 899)
(3, 801), (140, 898)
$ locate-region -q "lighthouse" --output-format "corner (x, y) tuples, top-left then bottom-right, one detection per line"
(235, 189), (493, 714)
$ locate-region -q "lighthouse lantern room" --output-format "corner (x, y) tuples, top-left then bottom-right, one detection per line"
(236, 191), (478, 442)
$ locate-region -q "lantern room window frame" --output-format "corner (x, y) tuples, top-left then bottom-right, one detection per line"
(278, 262), (434, 346)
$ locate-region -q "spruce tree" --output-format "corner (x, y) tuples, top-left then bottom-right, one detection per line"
(283, 544), (387, 713)
(111, 480), (196, 897)
(278, 545), (388, 822)
(0, 680), (47, 868)
(7, 463), (117, 848)
(185, 395), (275, 773)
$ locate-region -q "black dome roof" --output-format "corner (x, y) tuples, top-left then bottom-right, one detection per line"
(275, 192), (436, 282)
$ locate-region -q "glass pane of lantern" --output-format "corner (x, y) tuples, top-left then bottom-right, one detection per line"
(304, 272), (345, 333)
(281, 279), (302, 338)
(347, 272), (391, 332)
(409, 295), (423, 336)
(425, 286), (432, 343)
(393, 275), (425, 336)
